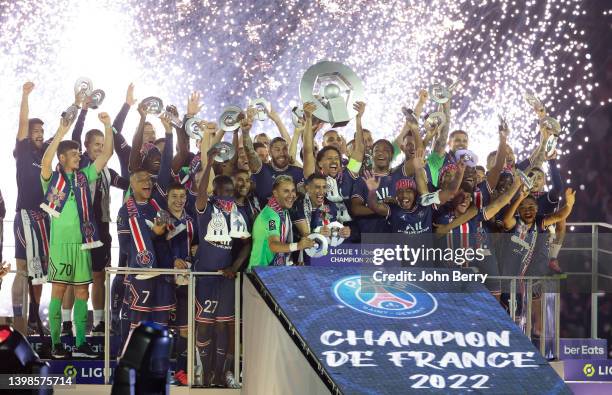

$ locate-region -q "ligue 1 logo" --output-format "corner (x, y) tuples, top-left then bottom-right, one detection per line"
(583, 363), (595, 377)
(332, 275), (437, 319)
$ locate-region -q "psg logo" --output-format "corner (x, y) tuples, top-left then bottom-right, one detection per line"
(332, 275), (437, 319)
(136, 250), (154, 267)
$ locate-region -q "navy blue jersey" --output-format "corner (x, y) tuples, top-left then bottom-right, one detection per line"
(388, 203), (434, 234)
(195, 198), (235, 271)
(14, 139), (48, 210)
(434, 205), (490, 250)
(291, 196), (339, 232)
(498, 216), (549, 276)
(352, 174), (392, 234)
(326, 167), (359, 223)
(473, 180), (493, 210)
(117, 199), (170, 270)
(167, 212), (197, 262)
(252, 163), (304, 203)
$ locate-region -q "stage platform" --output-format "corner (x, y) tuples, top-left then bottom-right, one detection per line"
(244, 266), (571, 394)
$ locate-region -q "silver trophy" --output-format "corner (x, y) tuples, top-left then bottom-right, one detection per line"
(428, 80), (461, 104)
(251, 98), (271, 121)
(304, 233), (329, 258)
(61, 104), (79, 124)
(162, 105), (183, 129)
(328, 221), (347, 247)
(544, 135), (558, 158)
(524, 90), (545, 112)
(74, 77), (93, 102)
(424, 111), (447, 131)
(88, 89), (105, 109)
(218, 106), (243, 132)
(540, 116), (561, 135)
(156, 209), (171, 226)
(141, 96), (164, 115)
(454, 149), (479, 167)
(299, 61), (365, 127)
(516, 169), (534, 190)
(185, 117), (204, 139)
(209, 141), (235, 162)
(291, 106), (305, 128)
(401, 107), (419, 128)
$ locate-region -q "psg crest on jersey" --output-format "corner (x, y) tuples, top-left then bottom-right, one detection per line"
(332, 275), (437, 319)
(137, 250), (154, 267)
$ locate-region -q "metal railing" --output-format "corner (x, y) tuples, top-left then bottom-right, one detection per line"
(565, 222), (612, 338)
(103, 267), (241, 388)
(488, 275), (563, 358)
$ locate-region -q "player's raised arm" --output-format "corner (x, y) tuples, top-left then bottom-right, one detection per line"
(302, 102), (317, 178)
(543, 188), (576, 228)
(156, 112), (174, 191)
(437, 159), (466, 204)
(128, 101), (148, 173)
(487, 120), (509, 189)
(350, 101), (366, 167)
(502, 185), (530, 230)
(267, 104), (292, 145)
(433, 100), (451, 156)
(288, 124), (303, 167)
(482, 170), (523, 219)
(93, 112), (114, 173)
(195, 147), (217, 212)
(363, 171), (390, 217)
(17, 82), (35, 142)
(241, 109), (262, 174)
(435, 205), (479, 235)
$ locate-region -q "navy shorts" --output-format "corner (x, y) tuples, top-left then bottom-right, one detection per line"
(195, 276), (235, 324)
(169, 285), (188, 329)
(91, 221), (111, 272)
(14, 209), (49, 261)
(125, 275), (176, 325)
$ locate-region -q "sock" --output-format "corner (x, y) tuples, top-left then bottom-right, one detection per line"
(48, 298), (62, 346)
(73, 299), (88, 347)
(28, 299), (40, 324)
(197, 325), (213, 382)
(62, 308), (72, 323)
(176, 336), (188, 371)
(93, 310), (104, 325)
(214, 325), (228, 379)
(549, 243), (562, 259)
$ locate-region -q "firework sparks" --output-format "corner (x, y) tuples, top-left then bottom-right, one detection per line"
(0, 0), (605, 205)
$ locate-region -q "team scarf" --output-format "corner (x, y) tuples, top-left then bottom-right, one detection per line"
(204, 197), (250, 243)
(126, 196), (162, 268)
(81, 152), (113, 222)
(303, 193), (331, 231)
(40, 166), (102, 250)
(166, 210), (195, 253)
(267, 196), (293, 266)
(322, 170), (352, 223)
(178, 152), (202, 192)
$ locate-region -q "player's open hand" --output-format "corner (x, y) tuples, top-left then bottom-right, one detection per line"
(362, 170), (380, 191)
